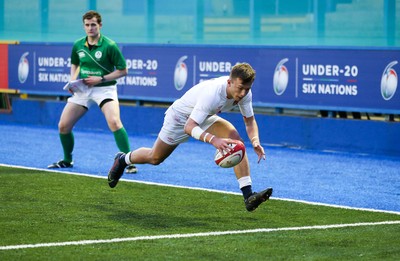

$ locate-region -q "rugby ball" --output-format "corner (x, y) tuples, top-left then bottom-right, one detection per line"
(214, 142), (246, 168)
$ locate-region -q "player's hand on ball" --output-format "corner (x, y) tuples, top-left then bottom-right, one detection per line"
(214, 140), (246, 168)
(212, 138), (241, 156)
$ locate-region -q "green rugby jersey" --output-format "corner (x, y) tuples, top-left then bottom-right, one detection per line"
(70, 35), (126, 87)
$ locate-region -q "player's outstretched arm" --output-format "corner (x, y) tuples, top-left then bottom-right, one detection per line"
(243, 116), (266, 163)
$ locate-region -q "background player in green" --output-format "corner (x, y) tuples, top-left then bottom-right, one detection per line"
(48, 10), (137, 173)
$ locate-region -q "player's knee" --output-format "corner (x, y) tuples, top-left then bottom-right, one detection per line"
(150, 155), (165, 165)
(58, 121), (71, 133)
(107, 119), (123, 131)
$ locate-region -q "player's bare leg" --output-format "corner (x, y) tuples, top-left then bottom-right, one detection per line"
(59, 102), (88, 133)
(108, 138), (177, 188)
(101, 100), (123, 131)
(128, 138), (178, 165)
(206, 118), (272, 211)
(48, 103), (87, 169)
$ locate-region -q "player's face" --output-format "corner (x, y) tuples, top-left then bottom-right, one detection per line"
(83, 18), (101, 38)
(227, 78), (251, 102)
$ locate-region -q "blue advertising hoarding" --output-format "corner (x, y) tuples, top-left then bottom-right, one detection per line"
(9, 44), (71, 95)
(8, 43), (400, 113)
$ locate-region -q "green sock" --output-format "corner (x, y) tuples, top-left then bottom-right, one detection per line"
(113, 127), (131, 153)
(59, 132), (74, 163)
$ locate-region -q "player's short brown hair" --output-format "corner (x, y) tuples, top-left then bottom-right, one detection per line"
(82, 10), (102, 24)
(230, 63), (256, 85)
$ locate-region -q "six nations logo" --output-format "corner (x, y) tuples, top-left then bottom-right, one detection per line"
(273, 58), (289, 96)
(18, 52), (30, 84)
(174, 56), (188, 91)
(381, 61), (398, 101)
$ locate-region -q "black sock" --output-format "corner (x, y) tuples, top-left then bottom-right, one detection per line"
(241, 185), (253, 200)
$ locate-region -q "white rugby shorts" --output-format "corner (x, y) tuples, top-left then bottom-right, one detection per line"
(67, 85), (118, 108)
(159, 107), (220, 145)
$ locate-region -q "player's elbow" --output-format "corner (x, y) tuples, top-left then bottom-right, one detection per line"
(120, 68), (128, 77)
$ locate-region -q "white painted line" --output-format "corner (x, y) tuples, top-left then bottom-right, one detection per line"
(272, 197), (400, 216)
(1, 220), (399, 251)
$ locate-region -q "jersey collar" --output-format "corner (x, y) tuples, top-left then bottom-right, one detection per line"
(84, 34), (104, 47)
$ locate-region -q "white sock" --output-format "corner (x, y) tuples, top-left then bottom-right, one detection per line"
(237, 176), (252, 189)
(125, 152), (132, 165)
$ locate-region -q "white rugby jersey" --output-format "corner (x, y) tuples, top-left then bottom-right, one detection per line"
(171, 76), (254, 125)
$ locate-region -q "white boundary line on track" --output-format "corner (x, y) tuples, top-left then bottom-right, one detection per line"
(1, 163), (400, 216)
(1, 220), (400, 250)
